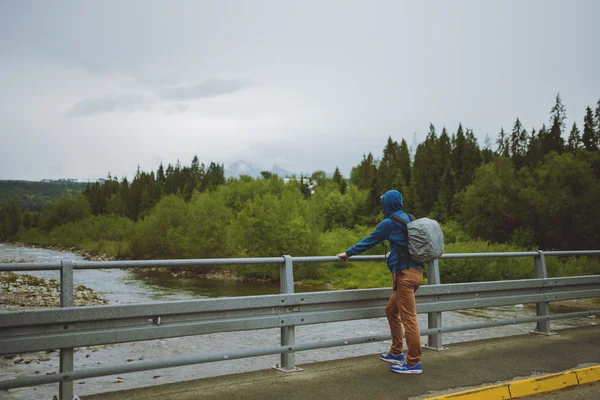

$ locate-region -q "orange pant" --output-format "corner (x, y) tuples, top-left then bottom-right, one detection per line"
(385, 268), (423, 366)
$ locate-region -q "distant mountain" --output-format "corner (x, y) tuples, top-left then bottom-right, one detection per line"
(271, 165), (292, 177)
(225, 161), (292, 179)
(225, 161), (262, 178)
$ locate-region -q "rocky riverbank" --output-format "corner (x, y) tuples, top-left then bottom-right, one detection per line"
(0, 272), (109, 308)
(7, 241), (118, 262)
(5, 242), (266, 282)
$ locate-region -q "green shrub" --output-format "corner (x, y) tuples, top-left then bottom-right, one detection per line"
(439, 241), (533, 283)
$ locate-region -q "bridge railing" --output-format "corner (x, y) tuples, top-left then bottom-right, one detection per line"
(1, 250), (599, 399)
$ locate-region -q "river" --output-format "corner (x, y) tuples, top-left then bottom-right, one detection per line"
(0, 243), (597, 399)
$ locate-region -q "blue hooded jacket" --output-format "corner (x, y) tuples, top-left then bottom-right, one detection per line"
(345, 190), (421, 274)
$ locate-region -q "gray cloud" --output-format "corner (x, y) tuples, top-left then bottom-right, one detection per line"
(67, 79), (249, 116)
(68, 95), (152, 116)
(159, 79), (250, 101)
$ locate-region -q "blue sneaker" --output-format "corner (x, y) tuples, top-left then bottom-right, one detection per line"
(380, 351), (404, 364)
(391, 362), (422, 375)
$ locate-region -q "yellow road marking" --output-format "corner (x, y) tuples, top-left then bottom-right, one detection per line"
(426, 384), (510, 399)
(509, 371), (578, 398)
(576, 365), (600, 385)
(425, 365), (600, 400)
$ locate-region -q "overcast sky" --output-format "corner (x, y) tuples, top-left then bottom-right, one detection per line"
(1, 0), (599, 181)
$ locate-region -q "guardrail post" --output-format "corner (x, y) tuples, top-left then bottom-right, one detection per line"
(532, 251), (553, 335)
(59, 259), (74, 400)
(425, 259), (447, 350)
(273, 255), (302, 372)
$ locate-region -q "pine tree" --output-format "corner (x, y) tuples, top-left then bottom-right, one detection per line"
(402, 169), (422, 216)
(102, 174), (121, 214)
(144, 171), (159, 211)
(119, 177), (130, 217)
(155, 163), (166, 200)
(205, 162), (225, 189)
(510, 118), (523, 157)
(496, 128), (509, 157)
(452, 124), (481, 192)
(464, 129), (483, 187)
(482, 134), (494, 164)
(519, 128), (529, 157)
(398, 139), (412, 186)
(567, 122), (581, 155)
(82, 182), (104, 215)
(510, 118), (529, 169)
(595, 100), (600, 149)
(426, 123), (437, 142)
(378, 137), (403, 190)
(544, 93), (566, 155)
(452, 124), (465, 176)
(431, 163), (456, 222)
(436, 127), (452, 174)
(413, 125), (439, 214)
(157, 163), (166, 187)
(526, 125), (547, 168)
(550, 93), (567, 130)
(128, 169), (156, 219)
(582, 106), (597, 151)
(164, 164), (173, 194)
(332, 167), (347, 194)
(524, 127), (539, 169)
(190, 155), (203, 188)
(438, 127), (452, 163)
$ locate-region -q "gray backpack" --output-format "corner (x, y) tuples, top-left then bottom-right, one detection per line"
(390, 214), (444, 264)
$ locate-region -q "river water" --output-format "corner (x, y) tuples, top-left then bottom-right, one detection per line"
(0, 243), (597, 400)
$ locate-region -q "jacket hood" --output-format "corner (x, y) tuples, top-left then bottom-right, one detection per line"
(381, 190), (404, 217)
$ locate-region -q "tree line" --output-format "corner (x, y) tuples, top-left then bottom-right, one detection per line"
(349, 94), (600, 249)
(0, 180), (87, 210)
(0, 180), (88, 238)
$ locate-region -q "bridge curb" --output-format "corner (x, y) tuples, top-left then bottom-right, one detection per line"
(425, 364), (600, 399)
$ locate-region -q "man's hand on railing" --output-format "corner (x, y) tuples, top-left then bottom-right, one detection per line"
(336, 252), (349, 263)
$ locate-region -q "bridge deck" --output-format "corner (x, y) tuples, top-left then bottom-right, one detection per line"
(84, 325), (600, 400)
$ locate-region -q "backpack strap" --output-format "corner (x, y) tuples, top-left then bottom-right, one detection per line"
(389, 213), (415, 231)
(390, 214), (408, 231)
(389, 214), (411, 259)
(389, 213), (422, 266)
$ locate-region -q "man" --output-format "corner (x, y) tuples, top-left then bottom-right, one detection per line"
(336, 189), (423, 374)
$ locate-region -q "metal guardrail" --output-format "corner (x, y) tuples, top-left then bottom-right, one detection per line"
(1, 250), (600, 399)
